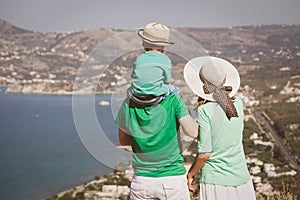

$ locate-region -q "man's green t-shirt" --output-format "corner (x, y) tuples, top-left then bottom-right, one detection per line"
(115, 93), (189, 177)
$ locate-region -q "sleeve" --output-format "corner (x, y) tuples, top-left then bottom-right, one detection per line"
(114, 100), (131, 135)
(197, 107), (212, 153)
(174, 94), (190, 120)
(235, 96), (244, 118)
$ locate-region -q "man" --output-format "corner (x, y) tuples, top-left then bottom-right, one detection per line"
(116, 92), (198, 200)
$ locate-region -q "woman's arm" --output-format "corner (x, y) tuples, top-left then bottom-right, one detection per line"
(187, 152), (210, 192)
(118, 128), (133, 146)
(179, 115), (198, 138)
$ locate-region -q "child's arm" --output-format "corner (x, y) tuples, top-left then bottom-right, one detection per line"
(187, 152), (211, 192)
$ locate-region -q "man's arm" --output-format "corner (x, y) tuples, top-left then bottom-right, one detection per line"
(178, 115), (198, 138)
(187, 152), (210, 192)
(118, 128), (133, 146)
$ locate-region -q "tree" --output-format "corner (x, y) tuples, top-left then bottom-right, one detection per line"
(59, 192), (73, 200)
(74, 191), (84, 200)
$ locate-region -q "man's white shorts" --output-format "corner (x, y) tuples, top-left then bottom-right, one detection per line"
(130, 174), (190, 200)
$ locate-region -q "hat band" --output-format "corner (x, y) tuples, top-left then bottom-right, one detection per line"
(140, 29), (172, 44)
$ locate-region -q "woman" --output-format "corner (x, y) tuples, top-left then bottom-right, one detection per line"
(184, 56), (256, 200)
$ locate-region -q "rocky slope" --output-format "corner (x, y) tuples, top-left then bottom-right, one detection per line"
(0, 19), (299, 94)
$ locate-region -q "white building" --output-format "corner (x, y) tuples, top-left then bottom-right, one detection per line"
(250, 166), (261, 175)
(256, 182), (274, 196)
(264, 163), (275, 172)
(102, 185), (130, 195)
(253, 140), (274, 147)
(251, 176), (262, 183)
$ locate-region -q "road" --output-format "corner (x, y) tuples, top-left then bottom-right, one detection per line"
(256, 111), (300, 170)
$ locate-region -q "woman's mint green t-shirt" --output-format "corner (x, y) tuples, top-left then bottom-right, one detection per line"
(131, 51), (172, 96)
(197, 96), (250, 186)
(115, 93), (189, 177)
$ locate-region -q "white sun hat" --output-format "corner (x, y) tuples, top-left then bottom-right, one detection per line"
(138, 22), (174, 46)
(184, 56), (240, 101)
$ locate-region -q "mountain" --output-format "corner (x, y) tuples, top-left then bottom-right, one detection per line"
(0, 19), (299, 95)
(0, 19), (30, 34)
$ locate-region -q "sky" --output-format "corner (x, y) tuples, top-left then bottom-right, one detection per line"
(0, 0), (299, 32)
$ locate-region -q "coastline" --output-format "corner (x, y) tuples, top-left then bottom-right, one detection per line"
(54, 177), (101, 199)
(2, 86), (116, 96)
(2, 83), (126, 96)
(0, 92), (122, 200)
(46, 165), (133, 200)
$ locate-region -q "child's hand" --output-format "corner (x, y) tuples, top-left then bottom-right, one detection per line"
(187, 173), (195, 192)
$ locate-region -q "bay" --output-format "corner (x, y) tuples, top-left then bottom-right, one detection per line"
(0, 92), (123, 200)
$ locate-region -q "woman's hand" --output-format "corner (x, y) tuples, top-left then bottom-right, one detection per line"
(186, 153), (211, 193)
(187, 173), (195, 192)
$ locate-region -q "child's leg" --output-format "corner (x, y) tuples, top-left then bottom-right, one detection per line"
(127, 87), (163, 106)
(127, 87), (133, 98)
(165, 84), (180, 96)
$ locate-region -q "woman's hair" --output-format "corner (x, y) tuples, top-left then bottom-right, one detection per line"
(194, 96), (207, 110)
(194, 86), (235, 110)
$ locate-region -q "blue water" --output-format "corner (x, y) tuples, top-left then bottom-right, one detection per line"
(0, 92), (122, 200)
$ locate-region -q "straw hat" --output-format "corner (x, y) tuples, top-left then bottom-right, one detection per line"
(184, 56), (240, 101)
(138, 22), (174, 46)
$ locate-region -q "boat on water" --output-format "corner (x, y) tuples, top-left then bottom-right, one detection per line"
(98, 100), (110, 106)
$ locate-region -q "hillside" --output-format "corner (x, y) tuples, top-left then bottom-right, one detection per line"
(0, 18), (299, 94)
(0, 19), (300, 198)
(0, 19), (30, 34)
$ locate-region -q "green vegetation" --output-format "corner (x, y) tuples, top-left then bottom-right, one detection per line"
(45, 194), (58, 200)
(243, 116), (299, 197)
(94, 175), (100, 181)
(243, 118), (266, 155)
(265, 102), (300, 165)
(103, 173), (131, 186)
(59, 192), (73, 200)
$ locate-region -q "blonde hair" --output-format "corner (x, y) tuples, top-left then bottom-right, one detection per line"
(142, 41), (164, 53)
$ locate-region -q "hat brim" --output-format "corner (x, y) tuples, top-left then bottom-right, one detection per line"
(184, 56), (240, 101)
(138, 29), (174, 46)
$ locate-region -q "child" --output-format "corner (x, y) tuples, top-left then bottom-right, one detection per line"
(127, 22), (179, 106)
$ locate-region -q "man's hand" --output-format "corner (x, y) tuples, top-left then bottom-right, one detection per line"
(187, 173), (195, 192)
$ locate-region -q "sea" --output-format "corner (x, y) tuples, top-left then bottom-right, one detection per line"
(0, 88), (127, 200)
